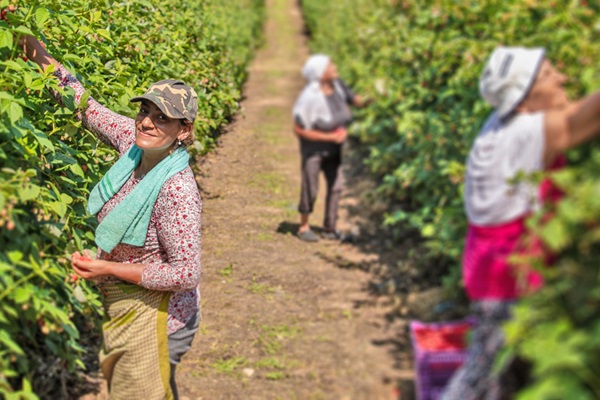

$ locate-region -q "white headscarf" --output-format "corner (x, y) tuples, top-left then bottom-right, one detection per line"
(293, 54), (345, 130)
(479, 46), (545, 119)
(302, 54), (330, 82)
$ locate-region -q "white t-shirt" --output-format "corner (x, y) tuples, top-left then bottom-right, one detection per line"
(464, 111), (545, 226)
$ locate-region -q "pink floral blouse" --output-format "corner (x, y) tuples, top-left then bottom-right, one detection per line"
(55, 65), (202, 335)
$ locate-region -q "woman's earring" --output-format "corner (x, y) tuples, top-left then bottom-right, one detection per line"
(177, 139), (182, 146)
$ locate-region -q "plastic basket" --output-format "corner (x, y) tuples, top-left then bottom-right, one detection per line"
(410, 319), (473, 400)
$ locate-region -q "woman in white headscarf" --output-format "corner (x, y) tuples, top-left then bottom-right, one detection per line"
(293, 54), (367, 242)
(441, 46), (600, 399)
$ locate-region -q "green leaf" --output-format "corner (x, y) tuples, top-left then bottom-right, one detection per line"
(77, 90), (90, 109)
(7, 250), (23, 264)
(0, 28), (13, 49)
(539, 218), (570, 252)
(421, 223), (435, 237)
(35, 7), (50, 27)
(19, 184), (40, 202)
(49, 200), (67, 218)
(13, 26), (34, 36)
(0, 92), (14, 101)
(29, 79), (45, 91)
(21, 377), (33, 394)
(46, 193), (74, 219)
(69, 163), (85, 178)
(0, 330), (24, 355)
(96, 29), (112, 41)
(42, 62), (55, 77)
(12, 287), (32, 304)
(31, 130), (55, 152)
(61, 193), (73, 204)
(23, 72), (33, 88)
(50, 152), (76, 166)
(8, 102), (23, 123)
(1, 60), (22, 71)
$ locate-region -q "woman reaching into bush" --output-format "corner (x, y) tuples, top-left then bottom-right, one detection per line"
(20, 34), (201, 399)
(443, 46), (600, 399)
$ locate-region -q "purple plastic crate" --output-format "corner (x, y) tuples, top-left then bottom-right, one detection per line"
(410, 319), (473, 400)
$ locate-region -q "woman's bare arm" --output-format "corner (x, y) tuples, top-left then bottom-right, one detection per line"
(71, 251), (145, 285)
(544, 92), (600, 166)
(293, 122), (345, 143)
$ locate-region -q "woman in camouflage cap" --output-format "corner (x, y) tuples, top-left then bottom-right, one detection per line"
(21, 35), (201, 399)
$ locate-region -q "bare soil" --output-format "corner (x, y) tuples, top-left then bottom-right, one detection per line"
(175, 1), (410, 399)
(79, 0), (433, 398)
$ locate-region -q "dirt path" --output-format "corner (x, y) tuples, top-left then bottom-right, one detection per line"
(176, 0), (404, 399)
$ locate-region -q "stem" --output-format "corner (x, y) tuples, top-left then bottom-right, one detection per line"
(0, 270), (37, 302)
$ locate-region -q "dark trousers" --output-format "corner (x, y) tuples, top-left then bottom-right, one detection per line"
(168, 310), (200, 399)
(298, 151), (343, 231)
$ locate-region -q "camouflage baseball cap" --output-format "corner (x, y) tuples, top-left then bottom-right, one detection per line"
(130, 79), (198, 122)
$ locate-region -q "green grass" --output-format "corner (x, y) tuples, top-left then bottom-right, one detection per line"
(265, 371), (287, 380)
(250, 171), (283, 194)
(256, 232), (275, 241)
(267, 198), (291, 208)
(315, 335), (332, 342)
(264, 106), (283, 116)
(212, 356), (248, 375)
(261, 125), (288, 145)
(255, 356), (286, 370)
(249, 282), (276, 295)
(253, 356), (302, 381)
(255, 324), (301, 355)
(219, 263), (234, 278)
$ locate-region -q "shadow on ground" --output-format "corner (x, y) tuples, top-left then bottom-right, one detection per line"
(276, 220), (327, 235)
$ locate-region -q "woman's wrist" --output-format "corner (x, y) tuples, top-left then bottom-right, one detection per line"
(100, 260), (115, 279)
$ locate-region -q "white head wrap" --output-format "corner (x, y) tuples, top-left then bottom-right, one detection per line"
(294, 54), (344, 130)
(302, 54), (330, 82)
(479, 46), (545, 119)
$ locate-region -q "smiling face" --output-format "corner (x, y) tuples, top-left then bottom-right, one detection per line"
(519, 60), (569, 113)
(134, 100), (191, 152)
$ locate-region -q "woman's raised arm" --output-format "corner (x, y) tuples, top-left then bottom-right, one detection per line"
(19, 35), (135, 153)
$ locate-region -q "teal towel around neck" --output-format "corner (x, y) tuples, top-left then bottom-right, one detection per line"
(87, 144), (190, 253)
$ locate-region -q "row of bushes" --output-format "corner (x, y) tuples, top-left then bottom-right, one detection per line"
(0, 0), (264, 397)
(301, 0), (600, 398)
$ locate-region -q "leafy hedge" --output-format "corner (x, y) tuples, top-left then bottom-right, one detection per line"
(0, 0), (263, 397)
(301, 0), (600, 397)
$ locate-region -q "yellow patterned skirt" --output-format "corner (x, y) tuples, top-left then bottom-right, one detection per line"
(99, 283), (173, 400)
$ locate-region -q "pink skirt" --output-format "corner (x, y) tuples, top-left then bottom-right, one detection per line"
(462, 218), (544, 301)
